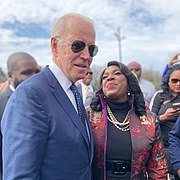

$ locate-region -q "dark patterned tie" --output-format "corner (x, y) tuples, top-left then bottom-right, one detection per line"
(70, 83), (87, 128)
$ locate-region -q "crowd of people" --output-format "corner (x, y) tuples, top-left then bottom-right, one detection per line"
(0, 12), (180, 180)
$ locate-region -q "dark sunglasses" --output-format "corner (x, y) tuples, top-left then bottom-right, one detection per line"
(86, 72), (93, 75)
(56, 37), (98, 57)
(170, 78), (180, 84)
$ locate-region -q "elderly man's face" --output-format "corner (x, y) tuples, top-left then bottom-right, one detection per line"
(51, 17), (97, 83)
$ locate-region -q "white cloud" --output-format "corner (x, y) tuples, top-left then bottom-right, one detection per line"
(0, 0), (180, 74)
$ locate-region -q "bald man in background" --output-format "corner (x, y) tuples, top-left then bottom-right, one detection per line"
(127, 61), (156, 106)
(0, 52), (39, 179)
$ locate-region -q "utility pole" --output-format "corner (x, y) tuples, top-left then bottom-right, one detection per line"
(114, 26), (124, 62)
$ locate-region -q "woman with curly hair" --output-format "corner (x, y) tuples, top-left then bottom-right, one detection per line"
(151, 64), (180, 179)
(89, 61), (168, 180)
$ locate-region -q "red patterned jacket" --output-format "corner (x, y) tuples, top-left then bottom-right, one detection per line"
(90, 95), (168, 180)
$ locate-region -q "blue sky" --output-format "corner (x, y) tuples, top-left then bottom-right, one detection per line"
(0, 0), (180, 73)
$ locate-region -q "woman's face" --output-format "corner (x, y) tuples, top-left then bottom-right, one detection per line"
(102, 65), (128, 102)
(169, 70), (180, 96)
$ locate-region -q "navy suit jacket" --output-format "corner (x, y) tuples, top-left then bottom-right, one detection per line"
(1, 66), (94, 180)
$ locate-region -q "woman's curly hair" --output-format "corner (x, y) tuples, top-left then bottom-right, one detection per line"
(90, 61), (146, 116)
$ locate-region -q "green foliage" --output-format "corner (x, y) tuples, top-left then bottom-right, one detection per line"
(91, 64), (105, 89)
(142, 68), (162, 90)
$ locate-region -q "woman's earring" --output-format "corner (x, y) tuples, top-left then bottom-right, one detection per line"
(127, 87), (131, 96)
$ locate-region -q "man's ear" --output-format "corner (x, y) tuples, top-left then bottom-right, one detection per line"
(8, 72), (12, 79)
(51, 38), (58, 56)
(8, 72), (13, 85)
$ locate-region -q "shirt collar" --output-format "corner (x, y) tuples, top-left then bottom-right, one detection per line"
(49, 61), (72, 91)
(9, 84), (15, 92)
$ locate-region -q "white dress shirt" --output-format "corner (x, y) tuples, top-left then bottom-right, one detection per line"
(81, 82), (94, 104)
(49, 62), (78, 112)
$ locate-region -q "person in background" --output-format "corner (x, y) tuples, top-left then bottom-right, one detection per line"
(169, 116), (180, 179)
(77, 68), (95, 108)
(38, 64), (44, 71)
(0, 80), (8, 94)
(0, 68), (7, 93)
(0, 51), (39, 180)
(151, 64), (180, 179)
(1, 13), (98, 179)
(89, 60), (168, 179)
(127, 61), (156, 106)
(0, 52), (40, 120)
(149, 53), (180, 109)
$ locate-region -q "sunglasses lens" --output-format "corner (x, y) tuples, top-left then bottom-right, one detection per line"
(171, 79), (179, 83)
(89, 45), (98, 57)
(86, 72), (93, 75)
(71, 40), (85, 53)
(71, 40), (98, 57)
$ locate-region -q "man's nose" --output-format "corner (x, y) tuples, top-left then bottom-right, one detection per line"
(80, 46), (92, 60)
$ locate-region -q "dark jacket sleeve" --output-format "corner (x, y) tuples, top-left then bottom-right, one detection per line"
(151, 92), (162, 115)
(169, 116), (180, 171)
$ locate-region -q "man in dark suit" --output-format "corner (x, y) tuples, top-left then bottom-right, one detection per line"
(0, 52), (39, 120)
(1, 13), (98, 179)
(77, 68), (95, 108)
(0, 52), (39, 179)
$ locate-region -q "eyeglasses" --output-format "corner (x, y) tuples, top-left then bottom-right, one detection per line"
(55, 37), (98, 57)
(86, 72), (93, 75)
(170, 78), (180, 84)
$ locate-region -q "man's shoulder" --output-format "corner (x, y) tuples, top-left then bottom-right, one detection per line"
(140, 78), (154, 85)
(0, 88), (12, 99)
(91, 84), (96, 91)
(22, 67), (53, 87)
(13, 70), (51, 97)
(139, 78), (156, 89)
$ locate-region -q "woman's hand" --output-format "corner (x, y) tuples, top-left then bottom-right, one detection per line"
(159, 107), (180, 121)
(168, 53), (180, 67)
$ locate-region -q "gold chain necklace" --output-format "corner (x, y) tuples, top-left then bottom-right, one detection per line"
(107, 105), (130, 131)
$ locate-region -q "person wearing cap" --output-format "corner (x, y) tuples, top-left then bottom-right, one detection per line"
(127, 61), (156, 106)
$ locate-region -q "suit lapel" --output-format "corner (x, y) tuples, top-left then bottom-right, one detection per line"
(43, 67), (90, 146)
